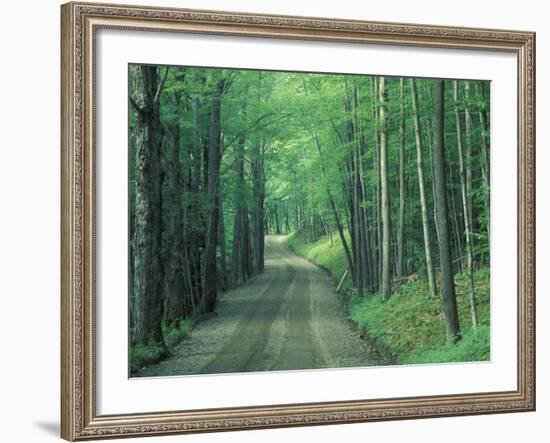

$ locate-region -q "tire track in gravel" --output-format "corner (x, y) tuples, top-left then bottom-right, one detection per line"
(136, 235), (383, 377)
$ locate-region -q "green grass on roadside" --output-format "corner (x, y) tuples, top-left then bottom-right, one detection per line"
(285, 232), (490, 365)
(286, 231), (356, 296)
(130, 319), (194, 374)
(163, 319), (194, 349)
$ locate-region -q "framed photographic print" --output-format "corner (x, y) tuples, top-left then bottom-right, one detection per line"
(61, 1), (536, 440)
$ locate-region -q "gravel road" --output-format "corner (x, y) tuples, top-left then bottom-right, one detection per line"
(136, 235), (384, 377)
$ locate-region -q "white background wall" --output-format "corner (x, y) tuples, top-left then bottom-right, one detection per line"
(0, 0), (546, 442)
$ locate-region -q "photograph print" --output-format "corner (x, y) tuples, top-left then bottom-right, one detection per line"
(128, 64), (490, 377)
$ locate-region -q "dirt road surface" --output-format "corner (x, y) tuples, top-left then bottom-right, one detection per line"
(137, 235), (383, 377)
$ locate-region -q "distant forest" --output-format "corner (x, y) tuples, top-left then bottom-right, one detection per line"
(129, 64), (490, 369)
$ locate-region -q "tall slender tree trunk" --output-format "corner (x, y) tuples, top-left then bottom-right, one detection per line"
(410, 79), (437, 299)
(285, 204), (290, 234)
(190, 89), (205, 308)
(231, 135), (245, 288)
(464, 82), (474, 235)
(448, 163), (464, 272)
(273, 203), (281, 234)
(164, 122), (187, 325)
(347, 84), (364, 296)
(397, 78), (406, 281)
(202, 78), (225, 313)
(353, 85), (371, 292)
(424, 123), (441, 248)
(477, 81), (491, 238)
(454, 81), (479, 328)
(242, 207), (253, 281)
(354, 150), (363, 295)
(433, 79), (461, 344)
(218, 201), (228, 291)
(371, 77), (382, 291)
(251, 143), (266, 274)
(313, 131), (356, 282)
(379, 77), (392, 301)
(358, 134), (373, 290)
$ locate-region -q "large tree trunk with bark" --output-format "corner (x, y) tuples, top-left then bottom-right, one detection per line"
(132, 65), (166, 348)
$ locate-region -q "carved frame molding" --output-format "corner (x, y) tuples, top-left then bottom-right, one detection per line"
(61, 2), (535, 440)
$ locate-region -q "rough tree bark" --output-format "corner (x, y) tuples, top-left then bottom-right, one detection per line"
(131, 65), (166, 348)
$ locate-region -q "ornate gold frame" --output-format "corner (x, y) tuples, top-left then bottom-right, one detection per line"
(61, 2), (536, 440)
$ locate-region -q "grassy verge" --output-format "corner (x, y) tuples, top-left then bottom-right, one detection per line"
(285, 232), (490, 365)
(286, 231), (356, 296)
(130, 319), (194, 374)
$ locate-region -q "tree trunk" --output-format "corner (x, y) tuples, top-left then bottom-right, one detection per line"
(433, 79), (461, 344)
(454, 81), (479, 328)
(410, 79), (438, 299)
(313, 131), (356, 282)
(371, 77), (382, 291)
(448, 162), (464, 272)
(379, 77), (392, 301)
(242, 205), (253, 281)
(231, 135), (245, 288)
(189, 89), (205, 310)
(358, 133), (373, 290)
(353, 85), (371, 293)
(397, 78), (406, 281)
(218, 201), (228, 291)
(477, 81), (491, 238)
(251, 143), (266, 274)
(425, 120), (440, 245)
(347, 84), (364, 297)
(202, 78), (225, 313)
(285, 204), (290, 234)
(464, 82), (474, 235)
(273, 203), (281, 234)
(164, 122), (187, 325)
(132, 65), (165, 348)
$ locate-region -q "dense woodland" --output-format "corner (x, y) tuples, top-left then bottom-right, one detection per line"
(129, 64), (490, 369)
